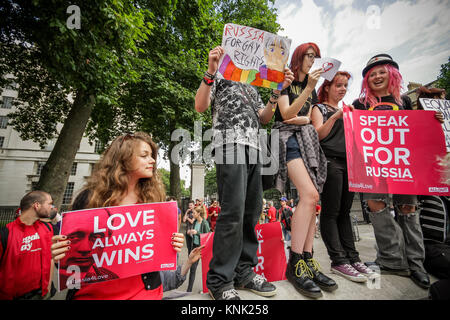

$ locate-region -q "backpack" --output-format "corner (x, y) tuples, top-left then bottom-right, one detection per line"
(419, 196), (449, 244)
(419, 195), (450, 279)
(281, 207), (293, 231)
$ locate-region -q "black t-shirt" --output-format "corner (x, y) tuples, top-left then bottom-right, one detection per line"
(275, 75), (318, 122)
(314, 104), (346, 159)
(352, 94), (412, 111)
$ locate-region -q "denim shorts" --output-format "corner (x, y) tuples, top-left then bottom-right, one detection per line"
(286, 134), (302, 162)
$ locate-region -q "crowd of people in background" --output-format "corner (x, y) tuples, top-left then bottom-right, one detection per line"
(1, 36), (449, 301)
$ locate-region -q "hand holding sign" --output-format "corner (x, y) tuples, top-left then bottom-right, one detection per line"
(307, 68), (324, 90)
(311, 57), (342, 81)
(56, 202), (179, 290)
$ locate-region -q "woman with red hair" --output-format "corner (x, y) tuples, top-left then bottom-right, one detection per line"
(272, 42), (337, 298)
(311, 71), (376, 283)
(352, 54), (431, 289)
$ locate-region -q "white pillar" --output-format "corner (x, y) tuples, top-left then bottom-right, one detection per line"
(191, 163), (205, 201)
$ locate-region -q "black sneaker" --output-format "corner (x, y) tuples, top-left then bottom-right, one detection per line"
(303, 252), (338, 292)
(236, 274), (277, 297)
(208, 287), (241, 300)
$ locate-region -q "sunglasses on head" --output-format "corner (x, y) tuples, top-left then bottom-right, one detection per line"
(119, 133), (135, 148)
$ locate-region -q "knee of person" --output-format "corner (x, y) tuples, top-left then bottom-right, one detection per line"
(367, 199), (387, 213)
(396, 204), (417, 215)
(300, 191), (319, 209)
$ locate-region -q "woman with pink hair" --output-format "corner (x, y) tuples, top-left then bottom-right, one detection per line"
(352, 54), (431, 289)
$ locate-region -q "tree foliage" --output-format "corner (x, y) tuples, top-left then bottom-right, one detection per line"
(436, 57), (450, 99)
(0, 0), (281, 205)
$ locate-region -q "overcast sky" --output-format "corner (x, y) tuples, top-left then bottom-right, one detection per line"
(274, 0), (450, 104)
(164, 0), (450, 189)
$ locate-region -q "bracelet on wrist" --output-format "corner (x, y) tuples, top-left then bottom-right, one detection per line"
(202, 76), (214, 86)
(269, 99), (277, 112)
(204, 71), (216, 80)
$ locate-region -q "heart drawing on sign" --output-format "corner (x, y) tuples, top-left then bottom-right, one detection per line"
(322, 62), (334, 72)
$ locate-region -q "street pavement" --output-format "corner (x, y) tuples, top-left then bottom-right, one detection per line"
(51, 221), (435, 300)
(164, 223), (435, 300)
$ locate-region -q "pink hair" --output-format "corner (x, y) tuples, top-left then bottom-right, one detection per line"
(359, 64), (403, 107)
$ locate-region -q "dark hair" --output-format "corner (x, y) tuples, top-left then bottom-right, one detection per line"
(71, 189), (92, 211)
(188, 200), (195, 205)
(20, 191), (49, 211)
(416, 86), (446, 110)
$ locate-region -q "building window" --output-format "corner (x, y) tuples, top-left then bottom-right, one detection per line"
(0, 116), (8, 129)
(94, 140), (104, 153)
(62, 182), (75, 205)
(36, 162), (45, 176)
(0, 136), (4, 148)
(70, 162), (77, 176)
(1, 96), (14, 109)
(31, 182), (38, 191)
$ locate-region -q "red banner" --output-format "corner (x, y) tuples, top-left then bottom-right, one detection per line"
(343, 108), (449, 195)
(58, 202), (178, 290)
(200, 222), (286, 294)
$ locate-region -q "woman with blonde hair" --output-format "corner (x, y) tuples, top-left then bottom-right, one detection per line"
(51, 132), (184, 300)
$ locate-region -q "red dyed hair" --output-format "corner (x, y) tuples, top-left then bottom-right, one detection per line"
(317, 71), (351, 103)
(359, 64), (403, 107)
(290, 42), (321, 80)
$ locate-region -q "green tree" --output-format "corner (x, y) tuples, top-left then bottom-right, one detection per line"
(107, 0), (281, 200)
(204, 166), (217, 197)
(0, 0), (154, 208)
(436, 57), (450, 99)
(1, 0), (281, 206)
(158, 168), (171, 195)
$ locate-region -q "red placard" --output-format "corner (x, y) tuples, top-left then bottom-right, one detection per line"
(200, 222), (286, 294)
(343, 108), (449, 195)
(58, 202), (177, 290)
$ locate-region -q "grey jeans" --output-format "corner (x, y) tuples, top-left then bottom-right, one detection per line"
(362, 193), (426, 272)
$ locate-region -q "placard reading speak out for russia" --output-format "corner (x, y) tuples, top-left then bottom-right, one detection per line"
(58, 202), (178, 290)
(343, 108), (449, 196)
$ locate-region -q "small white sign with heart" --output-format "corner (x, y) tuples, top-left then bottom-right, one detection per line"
(311, 57), (342, 81)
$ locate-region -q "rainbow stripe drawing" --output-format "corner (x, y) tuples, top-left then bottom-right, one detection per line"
(218, 23), (292, 90)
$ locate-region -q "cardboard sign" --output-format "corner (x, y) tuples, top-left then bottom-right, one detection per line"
(343, 108), (449, 195)
(58, 202), (178, 290)
(219, 23), (292, 90)
(200, 222), (286, 294)
(419, 98), (450, 152)
(311, 57), (342, 81)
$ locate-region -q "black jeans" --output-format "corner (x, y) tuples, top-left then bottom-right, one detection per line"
(187, 243), (200, 292)
(320, 157), (360, 266)
(206, 144), (262, 292)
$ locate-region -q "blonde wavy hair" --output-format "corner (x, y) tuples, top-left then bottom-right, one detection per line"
(82, 132), (166, 209)
(194, 205), (207, 219)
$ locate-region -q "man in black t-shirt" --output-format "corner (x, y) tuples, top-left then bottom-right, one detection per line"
(195, 46), (293, 300)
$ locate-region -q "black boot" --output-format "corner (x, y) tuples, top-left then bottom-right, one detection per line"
(304, 252), (338, 292)
(286, 250), (322, 298)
